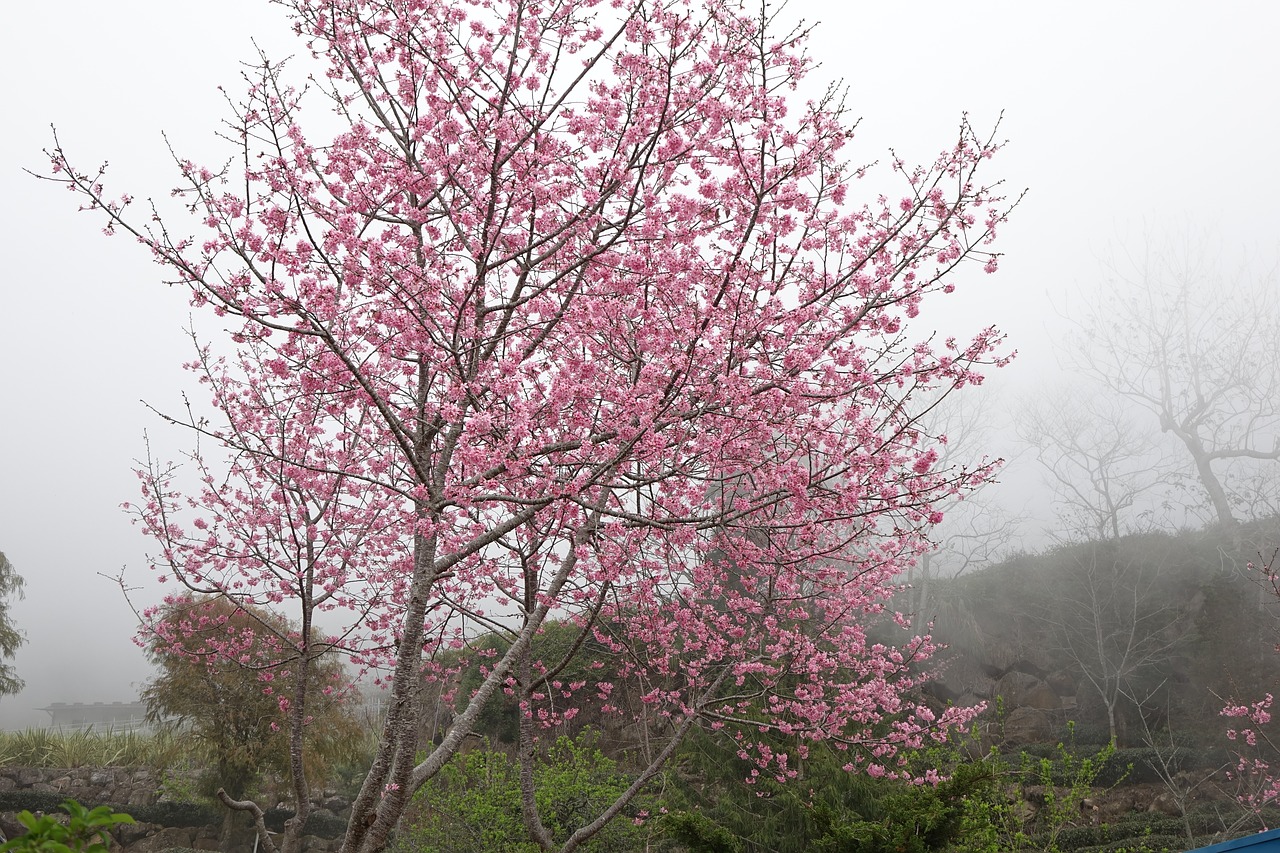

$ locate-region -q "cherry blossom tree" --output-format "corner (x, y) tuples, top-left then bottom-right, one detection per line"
(1222, 553), (1280, 829)
(1222, 693), (1280, 828)
(43, 0), (1017, 851)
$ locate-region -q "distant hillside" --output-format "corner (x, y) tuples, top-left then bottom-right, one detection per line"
(922, 519), (1280, 749)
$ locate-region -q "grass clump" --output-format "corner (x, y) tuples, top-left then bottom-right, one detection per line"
(0, 728), (200, 769)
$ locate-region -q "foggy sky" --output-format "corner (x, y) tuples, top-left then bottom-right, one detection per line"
(1, 1), (1276, 729)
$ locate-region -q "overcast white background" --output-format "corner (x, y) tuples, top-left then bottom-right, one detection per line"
(0, 1), (1276, 729)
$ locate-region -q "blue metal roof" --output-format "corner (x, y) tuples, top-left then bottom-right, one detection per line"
(1188, 828), (1280, 852)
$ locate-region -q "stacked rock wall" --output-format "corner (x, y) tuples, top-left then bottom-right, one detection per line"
(0, 767), (346, 853)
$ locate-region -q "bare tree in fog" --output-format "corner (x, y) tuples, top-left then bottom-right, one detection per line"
(1016, 387), (1174, 541)
(1066, 233), (1280, 527)
(1042, 544), (1185, 744)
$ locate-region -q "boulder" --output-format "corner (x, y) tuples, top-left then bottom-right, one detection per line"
(126, 786), (158, 807)
(995, 671), (1061, 710)
(0, 815), (26, 842)
(1045, 669), (1078, 697)
(112, 819), (154, 848)
(1149, 791), (1184, 817)
(1001, 706), (1058, 746)
(302, 835), (336, 853)
(11, 768), (44, 788)
(127, 826), (197, 853)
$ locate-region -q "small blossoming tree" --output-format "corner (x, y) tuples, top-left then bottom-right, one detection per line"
(1222, 553), (1280, 828)
(1222, 693), (1280, 823)
(140, 594), (363, 849)
(44, 0), (1017, 851)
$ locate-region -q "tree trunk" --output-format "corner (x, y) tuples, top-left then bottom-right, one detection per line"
(1193, 453), (1236, 527)
(1161, 411), (1237, 526)
(219, 807), (238, 853)
(518, 645), (555, 850)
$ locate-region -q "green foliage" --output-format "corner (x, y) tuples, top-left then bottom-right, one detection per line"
(123, 800), (219, 829)
(394, 731), (646, 853)
(1082, 835), (1181, 853)
(451, 619), (621, 745)
(814, 759), (1000, 853)
(962, 729), (1122, 853)
(662, 810), (740, 853)
(660, 728), (994, 853)
(0, 794), (79, 818)
(0, 793), (348, 841)
(0, 552), (25, 697)
(658, 720), (1140, 853)
(0, 799), (133, 853)
(0, 793), (219, 830)
(155, 767), (211, 805)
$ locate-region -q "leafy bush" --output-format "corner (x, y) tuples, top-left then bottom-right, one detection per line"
(1078, 834), (1181, 853)
(1052, 824), (1106, 849)
(125, 801), (219, 829)
(0, 799), (133, 853)
(0, 793), (75, 817)
(393, 731), (647, 853)
(658, 728), (1002, 853)
(141, 596), (365, 802)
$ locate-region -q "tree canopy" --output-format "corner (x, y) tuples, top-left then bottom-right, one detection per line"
(0, 551), (26, 698)
(140, 595), (363, 801)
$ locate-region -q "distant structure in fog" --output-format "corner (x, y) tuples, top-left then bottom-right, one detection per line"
(36, 701), (148, 732)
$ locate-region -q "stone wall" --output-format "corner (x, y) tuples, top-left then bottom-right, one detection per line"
(0, 766), (162, 809)
(0, 767), (347, 853)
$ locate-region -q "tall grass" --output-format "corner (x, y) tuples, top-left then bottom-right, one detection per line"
(0, 727), (378, 800)
(0, 728), (204, 768)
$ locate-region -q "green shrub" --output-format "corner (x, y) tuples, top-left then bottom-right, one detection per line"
(1079, 834), (1180, 853)
(393, 731), (647, 853)
(1052, 824), (1106, 849)
(0, 799), (133, 853)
